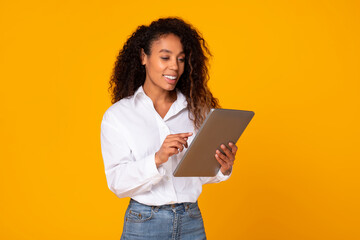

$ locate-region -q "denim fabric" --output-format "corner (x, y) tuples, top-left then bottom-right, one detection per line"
(121, 199), (207, 240)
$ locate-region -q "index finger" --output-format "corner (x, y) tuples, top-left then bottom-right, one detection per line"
(170, 132), (193, 138)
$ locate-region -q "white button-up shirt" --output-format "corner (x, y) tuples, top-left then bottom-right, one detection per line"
(100, 86), (230, 206)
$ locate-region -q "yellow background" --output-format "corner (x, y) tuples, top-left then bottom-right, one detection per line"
(1, 0), (359, 239)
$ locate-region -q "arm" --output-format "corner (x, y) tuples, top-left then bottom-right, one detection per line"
(101, 114), (165, 199)
(200, 169), (231, 184)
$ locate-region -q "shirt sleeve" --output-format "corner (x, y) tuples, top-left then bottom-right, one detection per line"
(199, 169), (232, 185)
(100, 111), (165, 199)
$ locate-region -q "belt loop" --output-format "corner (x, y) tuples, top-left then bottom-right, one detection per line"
(184, 202), (190, 211)
(153, 206), (160, 213)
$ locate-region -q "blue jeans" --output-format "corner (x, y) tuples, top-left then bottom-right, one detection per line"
(121, 199), (207, 240)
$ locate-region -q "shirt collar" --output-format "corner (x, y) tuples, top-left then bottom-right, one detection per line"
(173, 88), (188, 110)
(132, 85), (147, 106)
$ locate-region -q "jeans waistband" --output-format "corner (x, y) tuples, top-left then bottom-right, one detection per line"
(130, 198), (197, 212)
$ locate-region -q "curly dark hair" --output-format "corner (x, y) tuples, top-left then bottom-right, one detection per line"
(109, 17), (220, 129)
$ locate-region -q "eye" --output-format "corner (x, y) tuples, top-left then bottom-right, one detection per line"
(178, 58), (185, 62)
(160, 57), (169, 60)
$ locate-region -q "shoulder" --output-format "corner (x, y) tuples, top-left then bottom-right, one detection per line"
(101, 96), (134, 127)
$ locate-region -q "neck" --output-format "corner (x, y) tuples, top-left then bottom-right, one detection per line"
(142, 82), (177, 105)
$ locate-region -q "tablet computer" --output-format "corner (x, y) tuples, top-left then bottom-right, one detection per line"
(173, 108), (254, 177)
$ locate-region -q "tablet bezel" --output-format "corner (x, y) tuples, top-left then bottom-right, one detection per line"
(173, 108), (254, 177)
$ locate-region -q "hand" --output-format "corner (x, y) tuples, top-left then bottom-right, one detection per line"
(155, 132), (193, 168)
(215, 141), (238, 176)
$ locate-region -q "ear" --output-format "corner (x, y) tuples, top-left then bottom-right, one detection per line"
(141, 48), (146, 65)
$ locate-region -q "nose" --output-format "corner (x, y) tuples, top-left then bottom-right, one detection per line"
(169, 58), (179, 71)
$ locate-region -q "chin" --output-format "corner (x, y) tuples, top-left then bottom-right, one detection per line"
(163, 84), (177, 91)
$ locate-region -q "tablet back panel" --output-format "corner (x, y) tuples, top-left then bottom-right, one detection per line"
(173, 109), (254, 177)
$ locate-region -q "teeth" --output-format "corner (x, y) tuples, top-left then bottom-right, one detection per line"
(164, 75), (176, 80)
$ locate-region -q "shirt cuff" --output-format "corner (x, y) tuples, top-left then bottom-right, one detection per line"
(145, 153), (166, 179)
(216, 168), (232, 181)
(142, 153), (166, 183)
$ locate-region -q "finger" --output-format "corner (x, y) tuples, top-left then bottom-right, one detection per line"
(215, 154), (232, 175)
(165, 134), (191, 148)
(215, 154), (231, 171)
(165, 136), (188, 145)
(220, 144), (234, 160)
(166, 142), (186, 154)
(168, 132), (193, 138)
(215, 153), (227, 166)
(178, 144), (185, 152)
(216, 149), (229, 162)
(166, 140), (186, 151)
(166, 138), (189, 148)
(164, 141), (185, 150)
(168, 147), (180, 155)
(228, 142), (238, 154)
(216, 149), (234, 167)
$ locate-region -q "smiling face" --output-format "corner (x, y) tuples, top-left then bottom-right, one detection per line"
(142, 34), (185, 94)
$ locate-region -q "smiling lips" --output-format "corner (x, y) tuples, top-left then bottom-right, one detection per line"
(163, 74), (178, 84)
(163, 74), (177, 80)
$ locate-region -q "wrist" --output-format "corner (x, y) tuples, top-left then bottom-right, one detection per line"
(221, 166), (232, 176)
(155, 152), (161, 168)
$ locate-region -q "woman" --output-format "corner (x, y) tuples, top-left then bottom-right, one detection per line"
(101, 17), (238, 239)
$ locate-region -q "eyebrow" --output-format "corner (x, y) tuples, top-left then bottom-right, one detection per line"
(159, 49), (185, 55)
